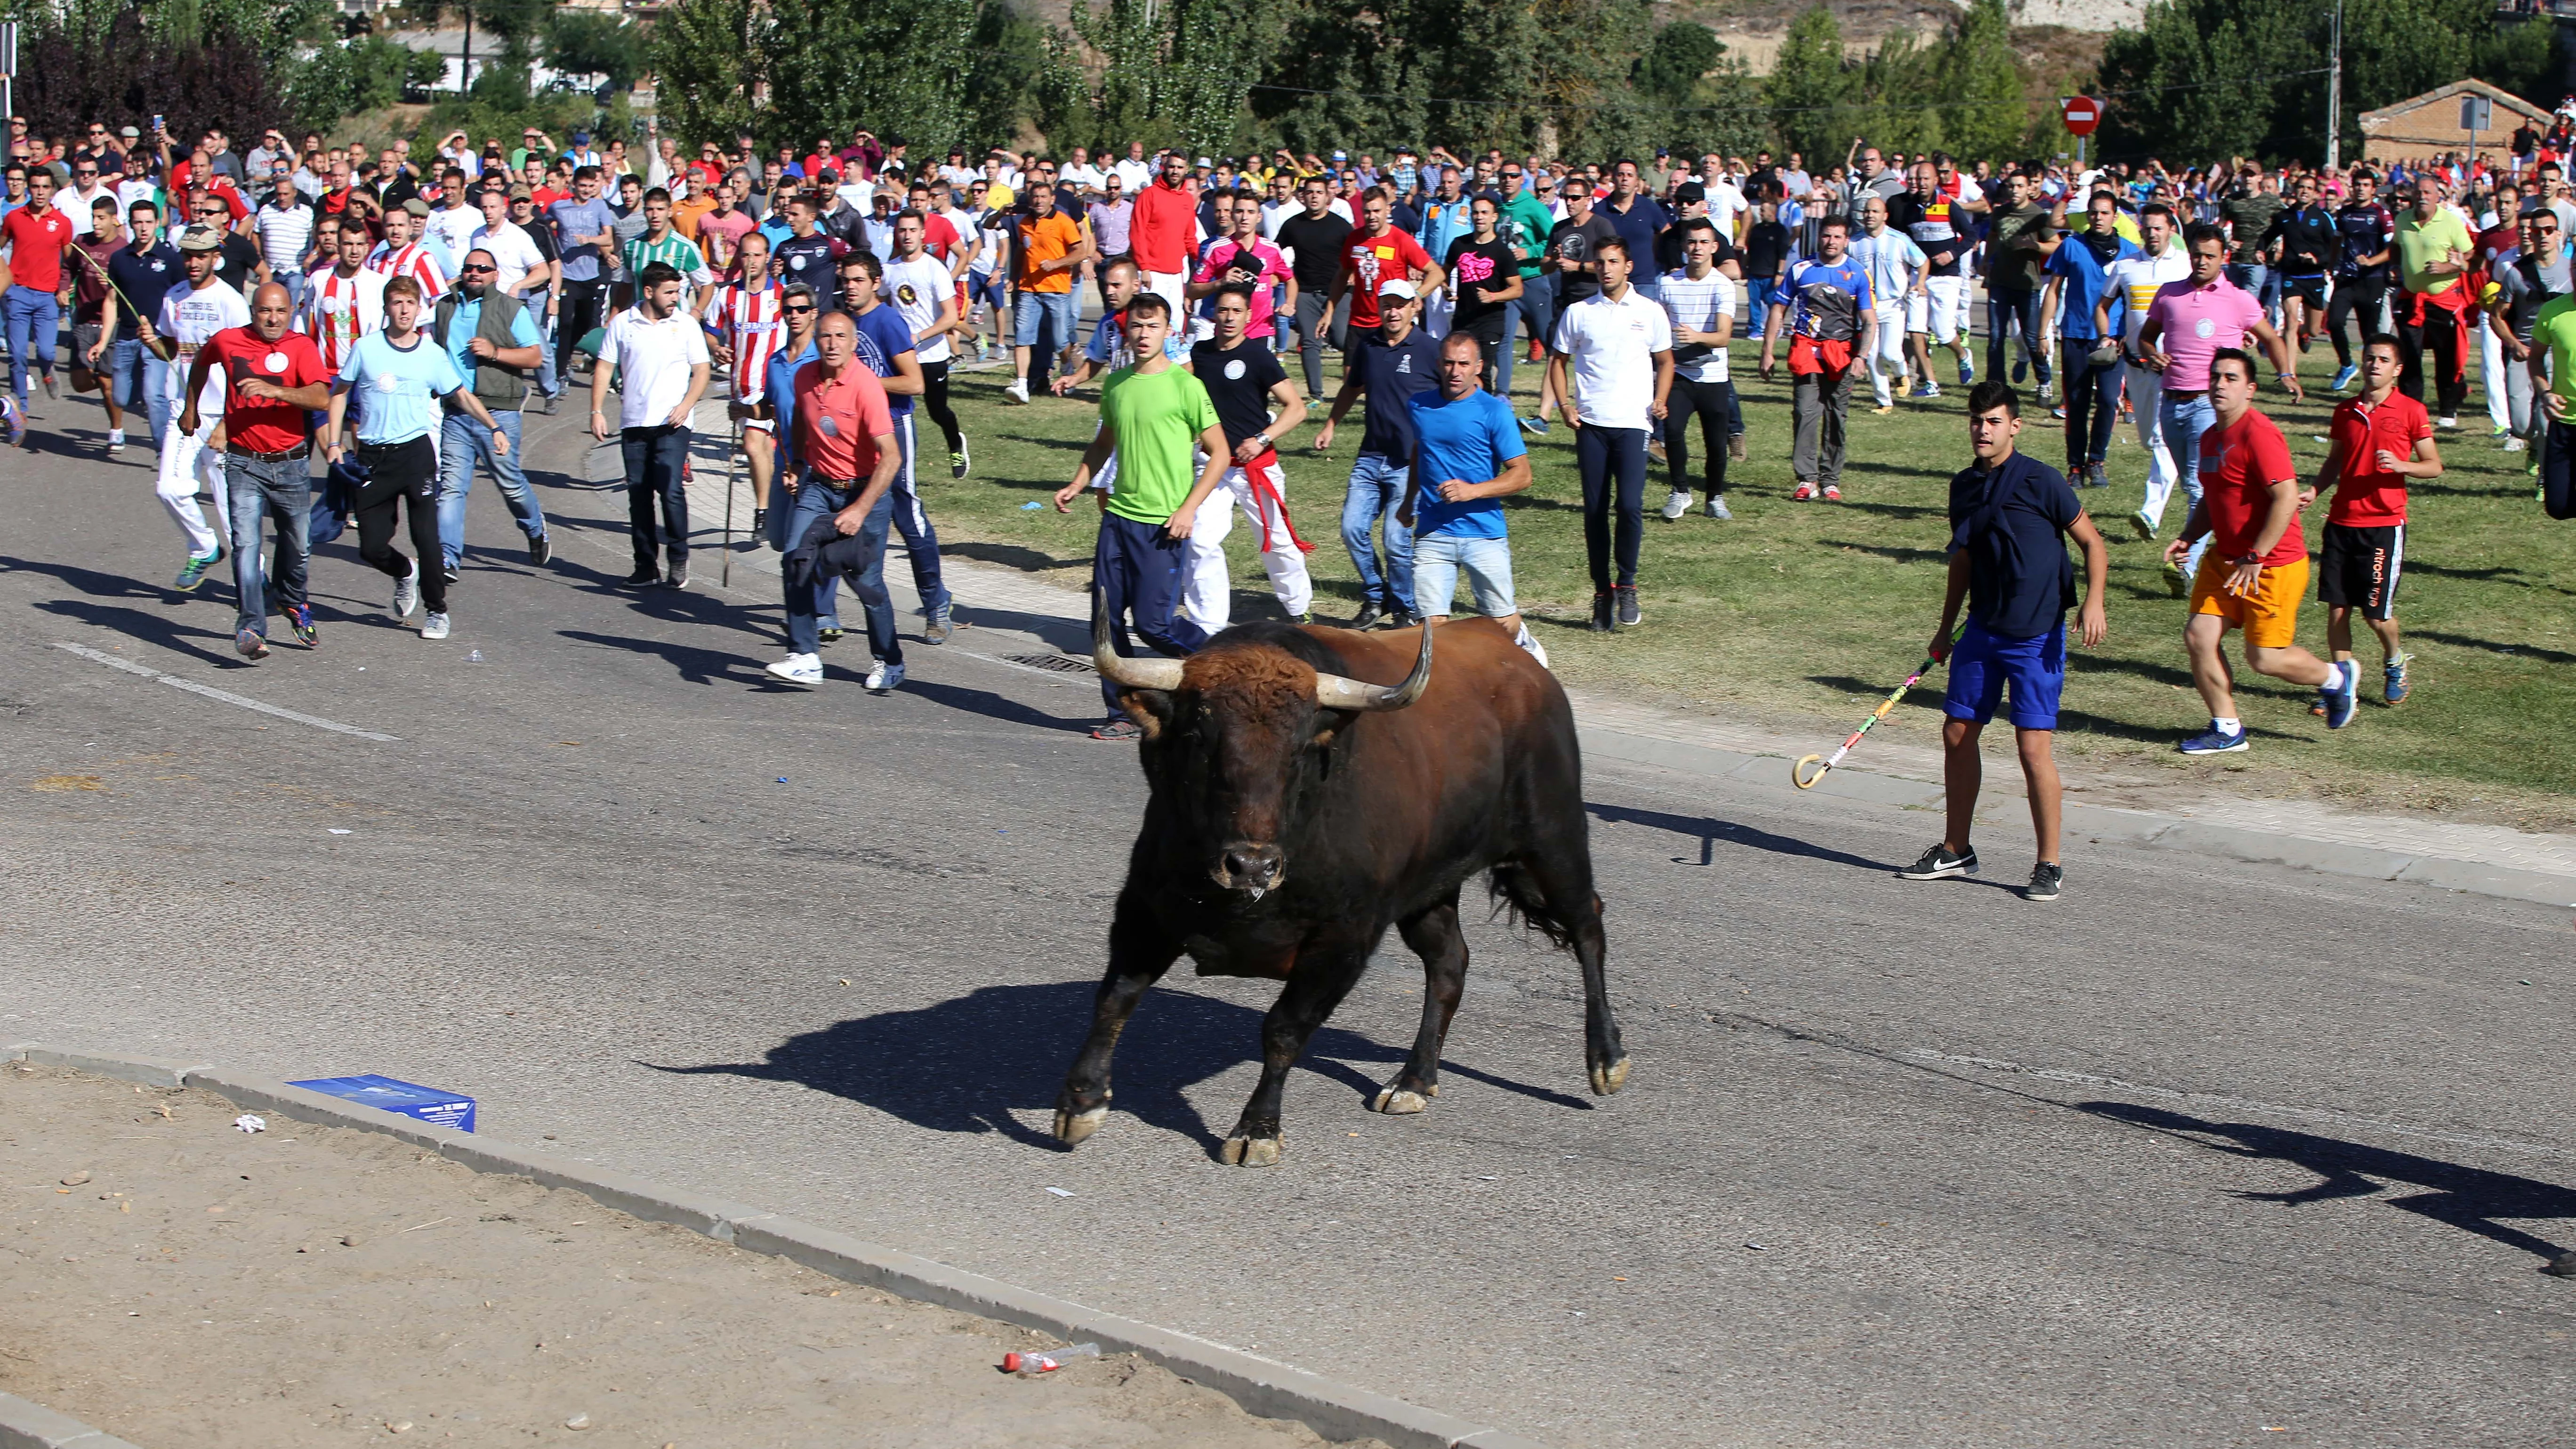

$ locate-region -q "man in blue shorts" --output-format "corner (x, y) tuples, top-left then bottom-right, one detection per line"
(1900, 379), (2109, 902)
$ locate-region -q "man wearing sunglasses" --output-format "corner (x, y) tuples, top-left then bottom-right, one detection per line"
(431, 247), (549, 577)
(190, 191), (265, 296)
(64, 159), (114, 236)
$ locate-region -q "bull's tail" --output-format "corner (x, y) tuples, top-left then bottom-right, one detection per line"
(1486, 861), (1579, 951)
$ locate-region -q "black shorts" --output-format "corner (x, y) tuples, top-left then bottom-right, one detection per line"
(2284, 274), (2328, 309)
(2317, 522), (2405, 619)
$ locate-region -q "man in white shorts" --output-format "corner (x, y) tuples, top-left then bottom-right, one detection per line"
(1184, 281), (1314, 626)
(1854, 194), (1927, 411)
(2094, 203), (2190, 519)
(146, 225), (250, 591)
(1406, 330), (1546, 664)
(1892, 161), (1974, 396)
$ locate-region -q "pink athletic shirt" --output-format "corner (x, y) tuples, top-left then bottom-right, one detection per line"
(2142, 276), (2262, 392)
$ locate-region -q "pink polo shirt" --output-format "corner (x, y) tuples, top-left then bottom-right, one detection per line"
(2142, 276), (2262, 393)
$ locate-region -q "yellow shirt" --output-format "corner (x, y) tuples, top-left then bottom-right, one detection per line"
(2394, 208), (2472, 296)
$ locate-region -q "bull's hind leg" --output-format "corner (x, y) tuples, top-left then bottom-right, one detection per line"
(1221, 942), (1369, 1167)
(1373, 892), (1466, 1116)
(1501, 847), (1630, 1096)
(1054, 889), (1183, 1145)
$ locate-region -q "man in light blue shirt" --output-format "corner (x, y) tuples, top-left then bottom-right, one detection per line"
(547, 165), (619, 386)
(430, 246), (550, 577)
(1852, 194), (1928, 410)
(2041, 190), (2141, 487)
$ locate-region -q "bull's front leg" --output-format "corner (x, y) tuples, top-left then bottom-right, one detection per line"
(1374, 892), (1466, 1115)
(1054, 888), (1181, 1146)
(1221, 939), (1369, 1167)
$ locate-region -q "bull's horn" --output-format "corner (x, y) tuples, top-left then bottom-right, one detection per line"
(1314, 622), (1433, 712)
(1092, 592), (1185, 690)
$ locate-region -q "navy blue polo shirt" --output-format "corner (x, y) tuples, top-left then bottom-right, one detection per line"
(1600, 195), (1669, 275)
(1948, 450), (2082, 640)
(1349, 324), (1441, 459)
(105, 240), (183, 342)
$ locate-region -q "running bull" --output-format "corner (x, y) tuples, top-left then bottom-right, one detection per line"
(1053, 608), (1629, 1166)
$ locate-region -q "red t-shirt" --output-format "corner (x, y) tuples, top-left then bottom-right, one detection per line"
(201, 326), (327, 455)
(920, 211), (961, 264)
(2198, 409), (2306, 568)
(2326, 390), (2428, 526)
(1, 205), (74, 292)
(1339, 226), (1433, 330)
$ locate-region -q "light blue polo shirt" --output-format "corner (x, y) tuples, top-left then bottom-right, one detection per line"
(438, 297), (543, 384)
(338, 329), (467, 445)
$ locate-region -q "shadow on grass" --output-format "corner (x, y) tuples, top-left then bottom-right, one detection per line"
(2413, 630), (2576, 668)
(946, 540), (1087, 572)
(1818, 538), (1947, 565)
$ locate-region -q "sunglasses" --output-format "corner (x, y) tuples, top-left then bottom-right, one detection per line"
(783, 303), (816, 314)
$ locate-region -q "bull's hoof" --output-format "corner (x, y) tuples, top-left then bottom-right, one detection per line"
(1218, 1135), (1282, 1167)
(1054, 1105), (1109, 1145)
(1589, 1055), (1631, 1096)
(1370, 1085), (1429, 1115)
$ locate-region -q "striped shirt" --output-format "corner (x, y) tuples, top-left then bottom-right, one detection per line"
(704, 278), (787, 399)
(367, 241), (447, 300)
(1657, 267), (1738, 383)
(254, 201), (315, 276)
(621, 230), (713, 290)
(2102, 249), (2190, 346)
(299, 265), (386, 373)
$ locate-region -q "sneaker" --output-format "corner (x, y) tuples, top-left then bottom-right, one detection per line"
(392, 560), (421, 617)
(1003, 380), (1030, 404)
(1614, 585), (1641, 627)
(1791, 480), (1817, 502)
(865, 660), (906, 693)
(1898, 844), (1979, 881)
(1704, 497), (1731, 521)
(1911, 382), (1941, 400)
(40, 372), (55, 400)
(2437, 415), (2459, 430)
(818, 625), (843, 646)
(173, 548), (222, 591)
(284, 603), (317, 648)
(528, 535), (552, 567)
(1351, 600), (1383, 630)
(664, 561), (689, 589)
(2024, 862), (2064, 902)
(420, 612), (451, 641)
(1821, 483), (1843, 502)
(1646, 438), (1667, 464)
(1091, 717), (1142, 741)
(1728, 432), (1746, 461)
(2178, 725), (2250, 755)
(1514, 626), (1551, 669)
(2089, 463), (2111, 489)
(2037, 380), (2055, 406)
(1522, 414), (1550, 436)
(1588, 592), (1614, 633)
(2049, 405), (2067, 421)
(619, 567), (660, 588)
(1, 399), (23, 447)
(2310, 688), (2330, 718)
(2321, 659), (2359, 729)
(1659, 489), (1691, 522)
(1958, 357), (1974, 386)
(234, 626), (268, 660)
(2504, 435), (2528, 452)
(1872, 403), (1898, 416)
(2164, 558), (2190, 598)
(765, 652), (822, 686)
(950, 443), (970, 479)
(2384, 655), (2410, 705)
(2492, 420), (2512, 438)
(750, 507), (767, 537)
(442, 564), (461, 587)
(2128, 511), (2157, 542)
(2329, 363), (2358, 392)
(925, 599), (955, 645)
(106, 427), (123, 453)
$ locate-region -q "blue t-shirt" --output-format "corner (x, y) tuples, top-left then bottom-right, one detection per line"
(548, 195), (619, 282)
(2045, 232), (2140, 342)
(435, 296), (543, 383)
(848, 302), (915, 417)
(1349, 325), (1442, 459)
(1405, 387), (1523, 540)
(1948, 451), (2082, 640)
(1600, 196), (1669, 277)
(105, 240), (183, 342)
(765, 338), (818, 461)
(1782, 256), (1872, 340)
(338, 329), (467, 445)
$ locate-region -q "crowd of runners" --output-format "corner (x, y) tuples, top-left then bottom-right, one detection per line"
(1, 112), (2569, 823)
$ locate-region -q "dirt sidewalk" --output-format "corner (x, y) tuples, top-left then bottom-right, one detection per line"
(0, 1063), (1382, 1448)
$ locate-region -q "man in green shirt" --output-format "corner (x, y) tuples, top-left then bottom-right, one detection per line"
(1053, 291), (1232, 739)
(2218, 164), (2285, 297)
(620, 186), (714, 313)
(2393, 174), (2475, 425)
(2528, 290), (2576, 518)
(1497, 164), (1559, 406)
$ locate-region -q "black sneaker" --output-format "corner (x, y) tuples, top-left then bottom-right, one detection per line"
(1351, 600), (1383, 630)
(1614, 585), (1641, 627)
(665, 561), (690, 589)
(1898, 844), (1979, 880)
(818, 626), (843, 646)
(442, 564), (461, 587)
(750, 507), (766, 537)
(2024, 862), (2063, 901)
(1589, 592), (1614, 633)
(620, 567), (660, 588)
(528, 536), (552, 567)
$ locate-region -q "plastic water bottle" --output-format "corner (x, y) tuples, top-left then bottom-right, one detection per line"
(465, 649), (484, 663)
(1001, 1342), (1100, 1375)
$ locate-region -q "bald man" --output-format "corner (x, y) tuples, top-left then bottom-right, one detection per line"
(185, 281), (332, 657)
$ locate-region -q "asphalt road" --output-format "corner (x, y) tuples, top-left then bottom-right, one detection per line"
(1, 396), (2570, 1448)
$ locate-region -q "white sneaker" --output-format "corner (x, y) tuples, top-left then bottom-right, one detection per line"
(865, 661), (907, 692)
(765, 652), (822, 686)
(1003, 380), (1030, 404)
(1705, 497), (1731, 521)
(392, 559), (421, 618)
(2438, 416), (2459, 430)
(1659, 489), (1691, 521)
(420, 612), (451, 640)
(2504, 435), (2528, 452)
(106, 427), (124, 453)
(1514, 626), (1551, 670)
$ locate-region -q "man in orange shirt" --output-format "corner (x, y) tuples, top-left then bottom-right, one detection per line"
(1129, 151), (1198, 317)
(1005, 185), (1094, 404)
(765, 309), (905, 692)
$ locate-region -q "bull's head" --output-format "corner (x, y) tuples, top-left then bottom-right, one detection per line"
(1094, 604), (1431, 896)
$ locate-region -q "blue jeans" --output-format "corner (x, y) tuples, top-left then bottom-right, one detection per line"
(769, 472), (840, 629)
(888, 412), (949, 611)
(436, 409), (545, 572)
(1093, 510), (1206, 714)
(226, 451), (312, 636)
(1746, 278), (1780, 339)
(1984, 288), (2049, 387)
(784, 481), (899, 662)
(525, 288), (560, 396)
(1339, 451), (1415, 614)
(4, 286), (60, 403)
(274, 269), (308, 315)
(106, 338), (171, 447)
(1411, 531), (1516, 617)
(1012, 289), (1077, 350)
(620, 424), (692, 571)
(2153, 388), (2217, 577)
(1499, 272), (1552, 403)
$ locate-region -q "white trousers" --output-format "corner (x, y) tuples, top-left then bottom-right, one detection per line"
(1907, 275), (1970, 346)
(2482, 323), (2511, 428)
(1182, 459), (1314, 629)
(157, 367), (232, 557)
(2125, 362), (2177, 522)
(1867, 305), (1909, 405)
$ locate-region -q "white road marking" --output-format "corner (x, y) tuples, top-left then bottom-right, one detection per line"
(51, 642), (402, 742)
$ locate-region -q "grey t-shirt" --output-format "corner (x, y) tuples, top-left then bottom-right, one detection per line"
(2497, 246), (2571, 342)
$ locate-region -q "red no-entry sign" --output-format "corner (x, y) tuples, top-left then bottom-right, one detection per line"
(2062, 96), (2102, 137)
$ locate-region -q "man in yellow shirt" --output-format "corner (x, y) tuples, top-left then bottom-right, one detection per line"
(2392, 173), (2475, 427)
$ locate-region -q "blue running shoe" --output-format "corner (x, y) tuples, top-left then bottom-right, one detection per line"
(2321, 660), (2360, 730)
(173, 547), (223, 591)
(1521, 414), (1550, 436)
(1958, 355), (1975, 386)
(2179, 726), (2251, 755)
(2329, 363), (2359, 392)
(2384, 655), (2410, 706)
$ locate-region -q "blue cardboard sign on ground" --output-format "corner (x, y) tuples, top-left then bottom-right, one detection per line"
(287, 1075), (476, 1133)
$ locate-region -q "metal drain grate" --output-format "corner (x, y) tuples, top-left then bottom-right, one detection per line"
(1003, 653), (1096, 674)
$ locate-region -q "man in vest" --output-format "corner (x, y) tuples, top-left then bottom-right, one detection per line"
(431, 245), (551, 579)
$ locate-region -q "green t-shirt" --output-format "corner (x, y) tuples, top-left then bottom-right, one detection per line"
(2532, 292), (2576, 402)
(2220, 192), (2284, 264)
(2394, 208), (2472, 296)
(1502, 193), (1556, 279)
(1100, 364), (1216, 526)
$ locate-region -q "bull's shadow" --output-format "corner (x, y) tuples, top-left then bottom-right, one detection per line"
(2082, 1101), (2576, 1273)
(648, 982), (1415, 1153)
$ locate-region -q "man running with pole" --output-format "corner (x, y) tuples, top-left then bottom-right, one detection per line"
(1900, 380), (2109, 902)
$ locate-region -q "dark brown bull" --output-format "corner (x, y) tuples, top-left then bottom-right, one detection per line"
(1053, 609), (1628, 1166)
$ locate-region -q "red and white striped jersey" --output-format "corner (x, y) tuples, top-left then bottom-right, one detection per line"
(298, 265), (387, 374)
(705, 278), (787, 400)
(366, 241), (448, 300)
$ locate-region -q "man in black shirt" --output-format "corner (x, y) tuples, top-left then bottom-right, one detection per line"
(1441, 195), (1524, 390)
(1740, 183), (1790, 344)
(2263, 173), (2338, 364)
(1186, 281), (1313, 625)
(185, 190), (264, 295)
(1275, 175), (1354, 401)
(2327, 170), (2396, 389)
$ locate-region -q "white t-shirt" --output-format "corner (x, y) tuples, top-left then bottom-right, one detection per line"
(1706, 180), (1749, 243)
(1061, 163), (1106, 192)
(881, 255), (954, 365)
(468, 220), (549, 298)
(603, 307), (710, 429)
(422, 203), (483, 266)
(1549, 288), (1671, 431)
(1112, 159), (1153, 193)
(2102, 249), (2190, 346)
(1657, 268), (1737, 384)
(156, 278), (251, 408)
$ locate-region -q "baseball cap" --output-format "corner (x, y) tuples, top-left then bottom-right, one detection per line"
(1377, 279), (1419, 302)
(401, 198), (432, 217)
(572, 130), (591, 145)
(176, 223), (225, 252)
(1331, 150), (1347, 160)
(119, 125), (140, 139)
(507, 184), (534, 201)
(1674, 181), (1706, 203)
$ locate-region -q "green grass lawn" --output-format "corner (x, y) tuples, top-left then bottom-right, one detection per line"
(910, 335), (2576, 826)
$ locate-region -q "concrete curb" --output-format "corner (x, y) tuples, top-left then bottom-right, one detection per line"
(0, 1392), (145, 1449)
(4, 1044), (1538, 1449)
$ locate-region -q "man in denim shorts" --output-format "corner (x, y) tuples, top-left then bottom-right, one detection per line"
(1403, 331), (1549, 666)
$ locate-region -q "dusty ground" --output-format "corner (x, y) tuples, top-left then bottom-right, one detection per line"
(0, 1064), (1382, 1449)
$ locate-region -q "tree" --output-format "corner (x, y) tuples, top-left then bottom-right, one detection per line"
(1638, 21), (1722, 107)
(1933, 0), (2027, 163)
(546, 11), (648, 95)
(16, 3), (296, 146)
(1766, 5), (1856, 167)
(763, 0), (975, 158)
(961, 0), (1049, 152)
(648, 0), (758, 145)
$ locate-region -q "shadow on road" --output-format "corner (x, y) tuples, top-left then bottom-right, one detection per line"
(2080, 1101), (2576, 1272)
(1587, 800), (1892, 872)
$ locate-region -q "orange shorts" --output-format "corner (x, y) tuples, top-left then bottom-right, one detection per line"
(2190, 553), (2309, 649)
